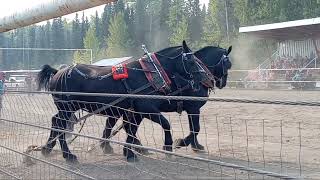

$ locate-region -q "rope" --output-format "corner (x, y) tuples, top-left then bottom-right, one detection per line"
(7, 90), (320, 107)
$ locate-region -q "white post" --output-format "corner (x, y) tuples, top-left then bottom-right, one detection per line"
(0, 0), (116, 32)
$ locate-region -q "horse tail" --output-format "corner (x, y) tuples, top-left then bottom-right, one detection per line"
(37, 65), (58, 91)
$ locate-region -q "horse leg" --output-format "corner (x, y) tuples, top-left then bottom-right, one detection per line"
(148, 114), (173, 152)
(123, 113), (149, 155)
(57, 111), (78, 163)
(42, 111), (78, 163)
(175, 109), (204, 151)
(100, 117), (118, 154)
(41, 113), (60, 156)
(122, 113), (143, 162)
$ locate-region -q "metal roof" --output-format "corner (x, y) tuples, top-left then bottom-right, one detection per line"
(239, 17), (320, 40)
(92, 57), (134, 66)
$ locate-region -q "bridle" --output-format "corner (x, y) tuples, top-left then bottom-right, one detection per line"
(206, 54), (230, 88)
(154, 51), (204, 91)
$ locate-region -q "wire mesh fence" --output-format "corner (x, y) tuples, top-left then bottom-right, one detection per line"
(1, 91), (319, 179)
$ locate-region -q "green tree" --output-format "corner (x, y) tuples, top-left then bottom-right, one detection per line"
(202, 0), (223, 46)
(167, 0), (188, 46)
(106, 12), (133, 57)
(134, 0), (147, 47)
(169, 16), (190, 45)
(302, 0), (320, 18)
(73, 51), (91, 64)
(72, 13), (82, 49)
(73, 24), (100, 64)
(51, 17), (66, 65)
(186, 0), (202, 43)
(156, 0), (171, 49)
(101, 4), (113, 47)
(94, 11), (104, 48)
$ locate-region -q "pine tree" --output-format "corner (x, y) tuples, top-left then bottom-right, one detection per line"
(169, 16), (190, 45)
(302, 0), (320, 19)
(134, 0), (147, 47)
(101, 4), (113, 47)
(84, 25), (100, 59)
(27, 26), (36, 69)
(186, 0), (202, 44)
(202, 0), (223, 46)
(94, 11), (104, 48)
(72, 13), (82, 49)
(168, 0), (189, 46)
(114, 0), (125, 14)
(51, 18), (66, 65)
(156, 0), (171, 49)
(106, 12), (133, 57)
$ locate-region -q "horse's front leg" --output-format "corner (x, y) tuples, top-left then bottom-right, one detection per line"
(100, 117), (119, 154)
(148, 114), (173, 152)
(175, 109), (205, 151)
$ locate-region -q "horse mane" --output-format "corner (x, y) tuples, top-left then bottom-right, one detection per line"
(155, 46), (184, 58)
(198, 46), (226, 53)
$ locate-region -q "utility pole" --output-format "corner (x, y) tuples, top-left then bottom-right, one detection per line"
(224, 0), (230, 42)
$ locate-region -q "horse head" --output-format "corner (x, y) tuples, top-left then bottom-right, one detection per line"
(154, 40), (204, 91)
(194, 45), (232, 89)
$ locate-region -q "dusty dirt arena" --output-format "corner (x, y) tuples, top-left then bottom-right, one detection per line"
(0, 89), (319, 179)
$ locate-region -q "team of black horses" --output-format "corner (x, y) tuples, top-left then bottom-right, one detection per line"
(37, 40), (232, 163)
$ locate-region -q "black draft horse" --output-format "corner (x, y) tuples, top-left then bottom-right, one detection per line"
(37, 41), (206, 162)
(100, 45), (232, 154)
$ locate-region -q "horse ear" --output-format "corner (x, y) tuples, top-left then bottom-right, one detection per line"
(227, 46), (232, 55)
(182, 40), (190, 52)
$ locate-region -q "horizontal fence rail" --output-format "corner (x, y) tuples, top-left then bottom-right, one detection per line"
(6, 90), (320, 107)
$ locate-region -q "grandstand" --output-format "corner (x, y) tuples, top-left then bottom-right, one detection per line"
(238, 17), (320, 89)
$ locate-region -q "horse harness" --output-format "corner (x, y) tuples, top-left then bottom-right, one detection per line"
(66, 47), (214, 116)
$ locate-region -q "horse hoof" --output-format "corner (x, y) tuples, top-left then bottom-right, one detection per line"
(163, 145), (173, 152)
(135, 147), (149, 155)
(41, 147), (52, 157)
(174, 139), (187, 149)
(64, 154), (78, 164)
(101, 143), (114, 154)
(191, 143), (205, 152)
(127, 155), (139, 163)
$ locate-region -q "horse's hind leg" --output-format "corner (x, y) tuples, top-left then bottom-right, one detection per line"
(123, 113), (149, 155)
(100, 117), (118, 154)
(42, 111), (78, 163)
(41, 112), (62, 156)
(122, 112), (144, 162)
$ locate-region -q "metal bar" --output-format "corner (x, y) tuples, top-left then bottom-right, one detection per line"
(0, 118), (298, 180)
(0, 0), (116, 32)
(0, 168), (22, 180)
(0, 48), (92, 51)
(230, 67), (320, 72)
(228, 80), (318, 83)
(6, 90), (320, 106)
(0, 145), (95, 180)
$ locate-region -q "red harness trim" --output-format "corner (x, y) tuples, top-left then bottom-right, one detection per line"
(112, 64), (129, 80)
(139, 53), (171, 93)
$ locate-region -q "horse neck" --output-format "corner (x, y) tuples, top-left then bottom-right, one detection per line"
(195, 48), (222, 67)
(156, 54), (180, 74)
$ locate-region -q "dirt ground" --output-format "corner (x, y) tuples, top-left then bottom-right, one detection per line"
(0, 89), (320, 179)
